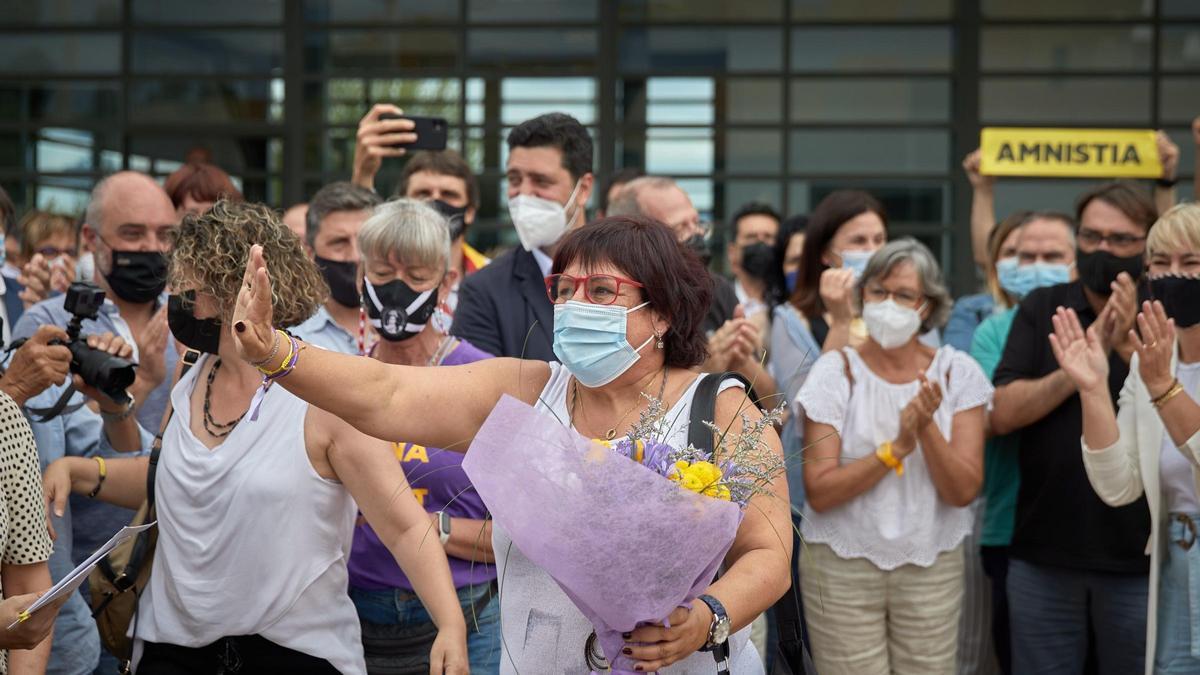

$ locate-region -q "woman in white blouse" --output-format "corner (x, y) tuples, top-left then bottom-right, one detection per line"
(1051, 202), (1200, 675)
(797, 238), (992, 675)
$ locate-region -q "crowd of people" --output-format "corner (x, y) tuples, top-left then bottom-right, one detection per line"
(0, 106), (1197, 675)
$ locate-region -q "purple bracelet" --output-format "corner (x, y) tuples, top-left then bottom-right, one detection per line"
(249, 334), (300, 421)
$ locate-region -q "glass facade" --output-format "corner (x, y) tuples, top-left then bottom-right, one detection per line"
(1, 0), (1196, 291)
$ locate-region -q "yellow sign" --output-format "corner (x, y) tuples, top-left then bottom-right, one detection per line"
(980, 127), (1162, 179)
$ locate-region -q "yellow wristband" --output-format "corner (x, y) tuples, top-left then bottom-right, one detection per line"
(876, 441), (904, 476)
(88, 456), (107, 499)
(257, 330), (294, 377)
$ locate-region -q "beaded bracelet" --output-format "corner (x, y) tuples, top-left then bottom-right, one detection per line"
(250, 330), (283, 368)
(256, 330), (294, 377)
(249, 333), (301, 422)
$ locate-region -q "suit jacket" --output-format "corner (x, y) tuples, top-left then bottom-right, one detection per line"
(2, 276), (23, 343)
(1081, 347), (1200, 675)
(450, 247), (556, 361)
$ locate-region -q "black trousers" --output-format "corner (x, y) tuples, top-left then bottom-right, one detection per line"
(138, 635), (340, 675)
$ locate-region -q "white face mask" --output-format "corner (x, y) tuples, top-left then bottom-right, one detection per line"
(76, 251), (95, 284)
(509, 179), (582, 252)
(862, 299), (924, 349)
(838, 249), (875, 281)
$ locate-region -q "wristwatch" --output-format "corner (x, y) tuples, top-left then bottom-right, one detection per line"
(99, 395), (136, 424)
(697, 594), (731, 650)
(434, 510), (451, 545)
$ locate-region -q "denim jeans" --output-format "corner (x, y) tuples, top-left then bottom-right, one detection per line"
(1155, 513), (1200, 674)
(350, 583), (500, 674)
(1007, 558), (1147, 675)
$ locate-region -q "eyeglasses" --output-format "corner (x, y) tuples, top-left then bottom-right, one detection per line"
(35, 246), (74, 259)
(545, 273), (644, 305)
(863, 286), (925, 308)
(1078, 228), (1146, 250)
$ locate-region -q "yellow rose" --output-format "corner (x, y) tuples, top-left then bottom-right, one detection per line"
(680, 472), (705, 493)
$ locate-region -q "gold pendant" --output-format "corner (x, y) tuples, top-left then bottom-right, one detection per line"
(605, 429), (617, 441)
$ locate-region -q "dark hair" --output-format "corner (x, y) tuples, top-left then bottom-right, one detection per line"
(599, 167), (644, 213)
(791, 189), (887, 321)
(306, 181), (383, 246)
(1075, 181), (1157, 233)
(393, 149), (480, 211)
(552, 215), (711, 369)
(0, 185), (14, 237)
(506, 112), (594, 183)
(730, 201), (782, 240)
(163, 162), (243, 209)
(765, 213), (808, 308)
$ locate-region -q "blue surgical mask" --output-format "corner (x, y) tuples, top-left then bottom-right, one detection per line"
(838, 249), (874, 281)
(999, 258), (1072, 299)
(784, 270), (798, 294)
(553, 300), (654, 388)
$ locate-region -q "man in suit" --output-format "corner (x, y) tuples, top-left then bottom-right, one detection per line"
(451, 112), (594, 360)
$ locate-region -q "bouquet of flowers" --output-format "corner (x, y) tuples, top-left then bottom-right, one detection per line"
(461, 392), (785, 674)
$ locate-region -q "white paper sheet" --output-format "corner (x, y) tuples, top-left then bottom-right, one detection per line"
(7, 522), (156, 629)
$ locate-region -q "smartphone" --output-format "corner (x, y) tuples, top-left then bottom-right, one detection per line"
(378, 113), (448, 151)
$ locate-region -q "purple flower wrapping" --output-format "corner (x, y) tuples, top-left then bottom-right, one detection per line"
(462, 395), (743, 673)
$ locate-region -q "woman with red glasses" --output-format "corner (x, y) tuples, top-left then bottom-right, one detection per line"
(230, 215), (791, 674)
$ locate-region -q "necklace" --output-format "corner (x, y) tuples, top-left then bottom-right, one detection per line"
(570, 367), (669, 441)
(203, 358), (246, 439)
(428, 334), (458, 367)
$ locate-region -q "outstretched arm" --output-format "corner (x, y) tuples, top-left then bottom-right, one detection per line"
(232, 245), (551, 450)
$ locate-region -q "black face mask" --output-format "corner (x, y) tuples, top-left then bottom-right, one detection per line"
(430, 199), (468, 240)
(103, 249), (167, 304)
(684, 234), (711, 266)
(1151, 275), (1200, 328)
(362, 278), (440, 342)
(167, 292), (222, 354)
(1076, 249), (1144, 295)
(315, 256), (360, 308)
(739, 242), (776, 281)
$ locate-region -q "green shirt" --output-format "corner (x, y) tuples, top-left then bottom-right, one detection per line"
(970, 308), (1020, 547)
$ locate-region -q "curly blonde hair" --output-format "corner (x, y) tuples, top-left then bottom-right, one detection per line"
(169, 199), (326, 328)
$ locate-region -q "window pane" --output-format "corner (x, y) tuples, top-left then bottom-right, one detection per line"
(789, 130), (949, 175)
(35, 178), (93, 215)
(982, 27), (1152, 72)
(789, 180), (947, 222)
(620, 28), (783, 74)
(0, 81), (120, 122)
(790, 28), (951, 72)
(1165, 128), (1195, 177)
(1161, 26), (1200, 71)
(980, 78), (1151, 125)
(1164, 0), (1200, 18)
(790, 78), (949, 123)
(982, 0), (1149, 19)
(791, 0), (950, 20)
(501, 77), (595, 125)
(645, 77), (713, 125)
(469, 0), (595, 22)
(644, 128), (714, 174)
(130, 80), (279, 123)
(467, 29), (596, 71)
(132, 0), (282, 23)
(35, 128), (109, 172)
(726, 79), (782, 123)
(1161, 78), (1200, 125)
(724, 180), (783, 219)
(0, 0), (120, 24)
(306, 30), (458, 72)
(0, 33), (120, 74)
(725, 130), (782, 175)
(367, 79), (461, 122)
(130, 136), (275, 175)
(993, 179), (1100, 219)
(677, 178), (714, 216)
(132, 31), (282, 74)
(302, 0), (459, 23)
(619, 0), (782, 22)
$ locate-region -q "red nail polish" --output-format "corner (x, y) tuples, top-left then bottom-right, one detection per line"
(235, 321), (246, 333)
(622, 647), (632, 655)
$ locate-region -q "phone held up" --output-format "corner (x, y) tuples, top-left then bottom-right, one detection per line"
(378, 114), (448, 151)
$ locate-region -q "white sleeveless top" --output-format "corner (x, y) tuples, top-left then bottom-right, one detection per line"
(493, 363), (764, 674)
(136, 355), (365, 675)
(796, 346), (993, 570)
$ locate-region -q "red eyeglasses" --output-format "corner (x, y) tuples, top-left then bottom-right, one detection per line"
(544, 273), (645, 305)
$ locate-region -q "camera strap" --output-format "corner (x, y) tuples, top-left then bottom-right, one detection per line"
(26, 383), (86, 422)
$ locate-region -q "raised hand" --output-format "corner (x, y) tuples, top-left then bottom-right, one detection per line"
(17, 254), (52, 308)
(1049, 306), (1110, 394)
(131, 304), (169, 400)
(351, 103), (417, 190)
(1131, 300), (1176, 399)
(962, 148), (995, 190)
(896, 373), (942, 456)
(231, 245), (276, 364)
(1157, 130), (1181, 182)
(819, 267), (857, 323)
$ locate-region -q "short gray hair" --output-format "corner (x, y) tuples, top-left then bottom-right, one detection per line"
(306, 181), (383, 246)
(856, 237), (953, 333)
(358, 198), (451, 272)
(605, 176), (679, 219)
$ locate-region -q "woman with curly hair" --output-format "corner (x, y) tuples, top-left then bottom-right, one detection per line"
(41, 200), (468, 675)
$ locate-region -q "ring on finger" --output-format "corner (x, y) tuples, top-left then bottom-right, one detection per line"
(1149, 341), (1158, 349)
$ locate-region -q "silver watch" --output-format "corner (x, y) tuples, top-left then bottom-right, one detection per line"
(435, 510), (451, 545)
(99, 395), (136, 423)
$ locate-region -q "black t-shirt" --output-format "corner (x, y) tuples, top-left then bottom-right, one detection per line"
(994, 281), (1150, 574)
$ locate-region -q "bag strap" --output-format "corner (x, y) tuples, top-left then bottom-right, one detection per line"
(145, 349), (200, 509)
(687, 371), (753, 454)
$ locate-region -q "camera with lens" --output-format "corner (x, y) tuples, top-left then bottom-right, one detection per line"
(56, 282), (137, 405)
